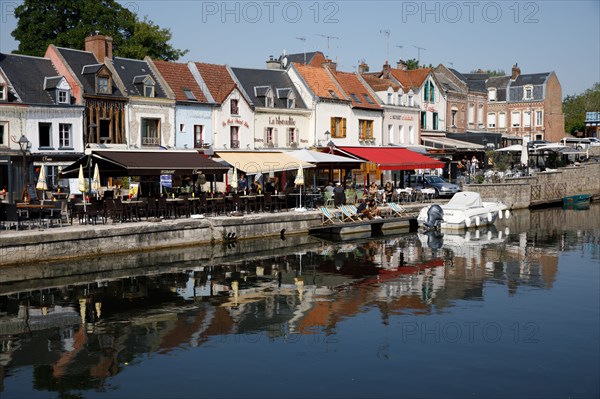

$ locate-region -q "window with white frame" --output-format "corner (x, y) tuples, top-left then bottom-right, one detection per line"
(488, 88), (497, 101)
(408, 91), (414, 106)
(523, 111), (532, 127)
(230, 99), (239, 115)
(499, 112), (507, 128)
(141, 118), (160, 146)
(535, 111), (543, 126)
(523, 85), (533, 100)
(57, 89), (69, 104)
(230, 126), (240, 148)
(468, 103), (475, 125)
(39, 122), (52, 148)
(59, 123), (71, 148)
(397, 90), (403, 106)
(144, 81), (155, 97)
(511, 111), (521, 127)
(433, 112), (439, 130)
(451, 108), (457, 127)
(287, 128), (296, 146)
(399, 125), (405, 143)
(194, 125), (203, 148)
(0, 84), (6, 100)
(179, 124), (185, 133)
(0, 122), (6, 146)
(265, 127), (274, 146)
(408, 125), (415, 144)
(287, 97), (295, 109)
(477, 104), (484, 127)
(387, 92), (393, 105)
(487, 113), (496, 128)
(387, 124), (393, 144)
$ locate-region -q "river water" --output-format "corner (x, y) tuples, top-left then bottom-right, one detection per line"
(1, 204), (599, 399)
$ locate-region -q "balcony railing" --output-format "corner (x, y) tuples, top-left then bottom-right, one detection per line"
(142, 136), (160, 146)
(230, 140), (240, 149)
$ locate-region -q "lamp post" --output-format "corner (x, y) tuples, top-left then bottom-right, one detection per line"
(85, 144), (92, 201)
(18, 135), (30, 201)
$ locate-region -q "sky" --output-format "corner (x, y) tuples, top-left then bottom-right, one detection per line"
(0, 0), (598, 97)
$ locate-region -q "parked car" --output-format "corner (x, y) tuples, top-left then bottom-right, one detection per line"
(404, 175), (461, 198)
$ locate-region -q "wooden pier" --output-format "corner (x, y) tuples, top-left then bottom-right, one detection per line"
(308, 216), (419, 239)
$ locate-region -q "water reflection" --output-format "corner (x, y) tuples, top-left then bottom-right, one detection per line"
(1, 204), (599, 398)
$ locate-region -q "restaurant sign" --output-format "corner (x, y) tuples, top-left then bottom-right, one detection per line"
(223, 118), (250, 128)
(160, 170), (176, 175)
(268, 116), (296, 126)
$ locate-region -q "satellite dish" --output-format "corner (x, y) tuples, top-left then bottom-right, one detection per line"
(282, 57), (288, 68)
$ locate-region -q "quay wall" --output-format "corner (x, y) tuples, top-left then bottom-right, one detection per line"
(0, 212), (321, 266)
(464, 163), (600, 209)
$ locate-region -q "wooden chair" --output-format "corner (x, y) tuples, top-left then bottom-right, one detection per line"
(388, 202), (407, 217)
(339, 205), (360, 222)
(319, 206), (340, 225)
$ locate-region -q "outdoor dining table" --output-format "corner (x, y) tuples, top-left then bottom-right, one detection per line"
(121, 200), (143, 221)
(16, 203), (56, 227)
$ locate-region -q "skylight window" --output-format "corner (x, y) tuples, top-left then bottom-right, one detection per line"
(328, 89), (338, 99)
(183, 89), (197, 101)
(363, 93), (375, 104)
(350, 93), (362, 103)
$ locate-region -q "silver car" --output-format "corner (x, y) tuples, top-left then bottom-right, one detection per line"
(406, 175), (461, 198)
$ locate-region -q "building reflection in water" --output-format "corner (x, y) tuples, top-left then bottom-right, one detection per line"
(0, 204), (598, 395)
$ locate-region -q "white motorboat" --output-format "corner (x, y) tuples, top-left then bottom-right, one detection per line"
(417, 191), (509, 230)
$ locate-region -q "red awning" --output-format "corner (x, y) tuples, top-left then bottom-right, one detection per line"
(335, 147), (445, 170)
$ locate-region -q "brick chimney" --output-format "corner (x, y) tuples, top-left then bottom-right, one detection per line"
(322, 59), (337, 73)
(85, 33), (113, 63)
(396, 59), (408, 70)
(511, 63), (521, 80)
(265, 55), (281, 70)
(382, 61), (391, 79)
(358, 60), (369, 74)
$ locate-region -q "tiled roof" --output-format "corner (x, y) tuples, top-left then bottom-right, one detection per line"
(153, 60), (208, 103)
(56, 47), (124, 97)
(194, 62), (236, 104)
(294, 63), (346, 101)
(332, 71), (381, 109)
(112, 57), (167, 98)
(389, 68), (431, 90)
(0, 53), (61, 105)
(230, 67), (307, 109)
(360, 73), (401, 92)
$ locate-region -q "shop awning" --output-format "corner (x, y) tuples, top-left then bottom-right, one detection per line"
(335, 146), (445, 170)
(421, 136), (484, 150)
(215, 151), (314, 174)
(60, 150), (229, 178)
(285, 149), (365, 167)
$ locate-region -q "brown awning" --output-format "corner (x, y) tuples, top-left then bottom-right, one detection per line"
(60, 150), (229, 178)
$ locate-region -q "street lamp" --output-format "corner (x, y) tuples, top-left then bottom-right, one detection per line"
(18, 135), (30, 201)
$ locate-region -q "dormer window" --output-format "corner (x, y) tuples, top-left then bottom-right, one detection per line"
(397, 90), (404, 106)
(57, 89), (69, 104)
(255, 86), (274, 107)
(97, 76), (110, 94)
(387, 92), (393, 105)
(488, 88), (497, 101)
(133, 75), (155, 97)
(0, 84), (5, 101)
(276, 88), (295, 109)
(287, 97), (295, 109)
(524, 85), (533, 100)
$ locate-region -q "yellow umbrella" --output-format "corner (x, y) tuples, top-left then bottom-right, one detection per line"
(36, 164), (48, 192)
(78, 164), (86, 193)
(92, 163), (101, 196)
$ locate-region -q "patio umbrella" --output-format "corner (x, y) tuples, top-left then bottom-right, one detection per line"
(36, 164), (48, 198)
(294, 165), (305, 211)
(92, 163), (101, 198)
(520, 145), (529, 167)
(231, 167), (238, 191)
(78, 165), (87, 211)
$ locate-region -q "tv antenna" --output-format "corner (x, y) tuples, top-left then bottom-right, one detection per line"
(317, 33), (339, 54)
(412, 45), (426, 64)
(395, 44), (403, 60)
(296, 36), (307, 64)
(380, 29), (390, 60)
(448, 61), (454, 68)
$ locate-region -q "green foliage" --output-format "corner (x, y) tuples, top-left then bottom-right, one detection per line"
(470, 69), (506, 77)
(11, 0), (187, 60)
(563, 83), (600, 134)
(404, 58), (421, 70)
(492, 151), (512, 171)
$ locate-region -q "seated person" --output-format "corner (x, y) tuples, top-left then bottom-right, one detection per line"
(356, 198), (372, 219)
(384, 182), (394, 202)
(368, 182), (378, 199)
(368, 199), (382, 218)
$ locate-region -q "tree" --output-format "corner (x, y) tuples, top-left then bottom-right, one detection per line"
(563, 83), (600, 134)
(11, 0), (187, 61)
(470, 69), (506, 77)
(404, 58), (421, 70)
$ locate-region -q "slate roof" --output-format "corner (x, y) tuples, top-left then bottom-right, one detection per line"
(331, 71), (381, 110)
(111, 57), (167, 98)
(389, 68), (430, 91)
(460, 72), (489, 93)
(153, 60), (209, 103)
(279, 51), (326, 66)
(486, 76), (511, 102)
(434, 69), (463, 93)
(194, 62), (236, 104)
(512, 72), (550, 87)
(56, 47), (124, 97)
(293, 63), (346, 101)
(0, 53), (63, 105)
(230, 67), (307, 109)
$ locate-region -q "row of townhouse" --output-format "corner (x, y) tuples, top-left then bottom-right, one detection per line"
(0, 33), (564, 201)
